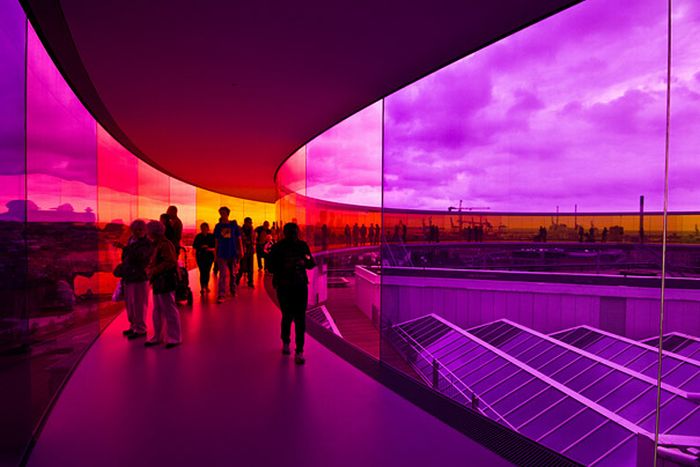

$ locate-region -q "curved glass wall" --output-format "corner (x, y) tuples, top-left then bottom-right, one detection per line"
(0, 6), (274, 465)
(276, 0), (699, 464)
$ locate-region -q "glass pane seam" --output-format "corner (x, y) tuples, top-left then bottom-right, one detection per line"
(534, 406), (588, 442)
(501, 386), (550, 418)
(560, 419), (611, 455)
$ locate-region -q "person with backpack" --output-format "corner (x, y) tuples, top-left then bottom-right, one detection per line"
(267, 223), (315, 364)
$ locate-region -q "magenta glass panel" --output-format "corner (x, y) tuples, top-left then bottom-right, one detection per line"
(307, 101), (382, 207)
(97, 125), (138, 225)
(26, 26), (97, 222)
(137, 160), (169, 221)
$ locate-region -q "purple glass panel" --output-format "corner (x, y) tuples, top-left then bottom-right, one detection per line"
(306, 101), (381, 207)
(0, 1), (28, 463)
(383, 0), (667, 212)
(563, 421), (631, 465)
(519, 399), (583, 440)
(538, 409), (606, 452)
(507, 388), (564, 426)
(26, 27), (97, 222)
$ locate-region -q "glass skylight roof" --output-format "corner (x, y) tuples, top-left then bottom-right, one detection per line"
(392, 315), (644, 466)
(551, 326), (700, 395)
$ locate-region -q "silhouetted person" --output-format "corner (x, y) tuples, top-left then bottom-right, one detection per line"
(466, 226), (473, 241)
(321, 224), (329, 250)
(255, 221), (272, 271)
(368, 224), (375, 245)
(589, 226), (596, 243)
(193, 222), (215, 294)
(578, 226), (585, 242)
(145, 220), (181, 348)
(268, 223), (316, 364)
(401, 222), (407, 243)
(214, 207), (242, 303)
(160, 213), (177, 250)
(116, 219), (153, 339)
(360, 224), (367, 245)
(236, 217), (255, 288)
(166, 205), (183, 253)
(602, 227), (608, 243)
(344, 224), (352, 247)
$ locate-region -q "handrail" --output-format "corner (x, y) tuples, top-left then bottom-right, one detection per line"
(391, 326), (518, 431)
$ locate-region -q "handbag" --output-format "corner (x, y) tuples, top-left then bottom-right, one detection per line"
(151, 268), (178, 294)
(112, 279), (124, 301)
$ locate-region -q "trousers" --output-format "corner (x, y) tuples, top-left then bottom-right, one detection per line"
(125, 281), (149, 334)
(276, 285), (308, 353)
(216, 257), (237, 298)
(151, 291), (181, 344)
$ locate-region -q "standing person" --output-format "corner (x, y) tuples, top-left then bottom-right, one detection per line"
(213, 207), (242, 303)
(254, 221), (272, 271)
(344, 224), (352, 247)
(360, 224), (367, 245)
(192, 222), (215, 295)
(368, 224), (375, 245)
(236, 217), (255, 288)
(115, 219), (153, 339)
(144, 220), (181, 348)
(268, 223), (316, 364)
(166, 206), (183, 253)
(352, 223), (360, 246)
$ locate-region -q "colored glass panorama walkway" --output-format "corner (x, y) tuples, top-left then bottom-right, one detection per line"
(25, 275), (510, 467)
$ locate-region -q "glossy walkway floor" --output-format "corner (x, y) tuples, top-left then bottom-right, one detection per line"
(27, 275), (511, 467)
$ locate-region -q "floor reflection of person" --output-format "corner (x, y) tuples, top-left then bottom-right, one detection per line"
(268, 223), (316, 365)
(145, 220), (182, 349)
(118, 219), (153, 339)
(193, 222), (215, 295)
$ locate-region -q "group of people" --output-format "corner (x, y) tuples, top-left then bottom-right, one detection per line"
(343, 223), (381, 247)
(191, 209), (275, 303)
(115, 209), (182, 349)
(115, 206), (315, 363)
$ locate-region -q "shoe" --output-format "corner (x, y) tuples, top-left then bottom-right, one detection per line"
(165, 342), (181, 349)
(123, 329), (134, 336)
(282, 343), (291, 355)
(144, 340), (161, 347)
(128, 332), (147, 340)
(216, 297), (224, 304)
(247, 283), (254, 289)
(294, 352), (305, 365)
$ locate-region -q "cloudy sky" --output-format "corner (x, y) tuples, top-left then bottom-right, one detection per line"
(305, 0), (700, 212)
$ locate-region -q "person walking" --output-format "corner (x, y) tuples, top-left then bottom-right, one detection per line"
(192, 222), (215, 295)
(254, 221), (272, 271)
(214, 207), (242, 303)
(236, 217), (255, 288)
(268, 223), (316, 364)
(144, 220), (181, 348)
(116, 219), (153, 339)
